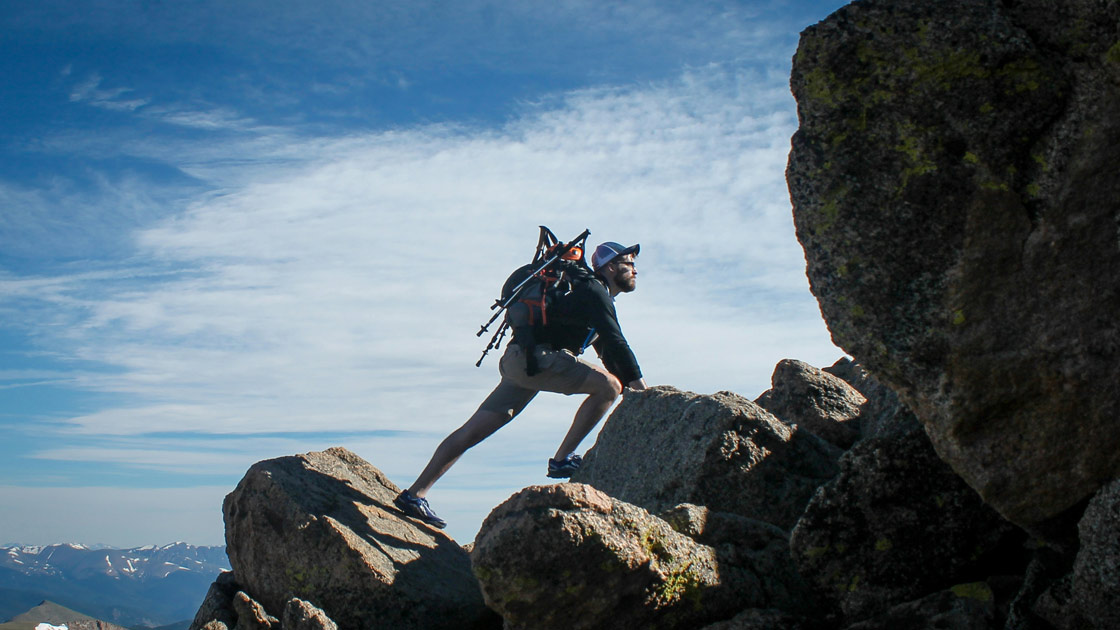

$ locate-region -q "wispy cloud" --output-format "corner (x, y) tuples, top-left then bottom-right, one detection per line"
(11, 65), (836, 446)
(1, 0), (851, 545)
(68, 73), (150, 111)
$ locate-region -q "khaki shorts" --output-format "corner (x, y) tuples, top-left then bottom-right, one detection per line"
(477, 344), (595, 418)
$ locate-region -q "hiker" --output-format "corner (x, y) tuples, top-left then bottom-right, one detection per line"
(395, 239), (648, 528)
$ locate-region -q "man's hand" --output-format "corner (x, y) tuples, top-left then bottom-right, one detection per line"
(625, 378), (648, 391)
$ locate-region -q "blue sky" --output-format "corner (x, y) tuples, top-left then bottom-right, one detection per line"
(1, 0), (848, 546)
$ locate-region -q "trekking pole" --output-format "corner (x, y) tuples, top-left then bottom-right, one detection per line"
(476, 322), (509, 367)
(475, 228), (590, 338)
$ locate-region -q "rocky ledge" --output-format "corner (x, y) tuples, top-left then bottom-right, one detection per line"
(190, 354), (1119, 628)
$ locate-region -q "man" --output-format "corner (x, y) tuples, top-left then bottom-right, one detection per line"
(394, 240), (648, 528)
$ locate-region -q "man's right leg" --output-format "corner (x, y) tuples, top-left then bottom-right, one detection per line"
(396, 388), (533, 528)
(405, 374), (537, 498)
(407, 407), (515, 498)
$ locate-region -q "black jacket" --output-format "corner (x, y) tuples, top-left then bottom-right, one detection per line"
(511, 270), (642, 384)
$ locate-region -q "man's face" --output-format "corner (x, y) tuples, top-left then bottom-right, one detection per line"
(607, 254), (637, 293)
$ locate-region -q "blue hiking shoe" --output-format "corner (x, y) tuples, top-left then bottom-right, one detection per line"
(547, 453), (583, 479)
(394, 490), (447, 529)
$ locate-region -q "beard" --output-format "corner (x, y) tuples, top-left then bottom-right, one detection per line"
(614, 270), (637, 293)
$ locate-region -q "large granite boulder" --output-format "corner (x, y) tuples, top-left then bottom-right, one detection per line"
(755, 358), (865, 448)
(471, 484), (810, 630)
(221, 447), (496, 630)
(790, 427), (1024, 622)
(788, 0), (1120, 531)
(572, 386), (842, 530)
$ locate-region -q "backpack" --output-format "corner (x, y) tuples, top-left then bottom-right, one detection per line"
(476, 226), (592, 367)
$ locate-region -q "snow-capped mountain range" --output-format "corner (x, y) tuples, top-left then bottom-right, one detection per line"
(2, 542), (228, 581)
(0, 543), (228, 627)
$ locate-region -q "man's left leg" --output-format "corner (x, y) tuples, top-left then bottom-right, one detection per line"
(553, 365), (621, 460)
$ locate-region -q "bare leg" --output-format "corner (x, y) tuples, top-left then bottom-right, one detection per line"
(408, 408), (514, 498)
(553, 368), (622, 460)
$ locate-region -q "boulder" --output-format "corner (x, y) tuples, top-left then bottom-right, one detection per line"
(222, 447), (496, 630)
(281, 599), (338, 630)
(471, 484), (809, 630)
(841, 585), (997, 630)
(788, 0), (1120, 531)
(697, 608), (820, 630)
(190, 571), (238, 630)
(657, 503), (818, 614)
(823, 358), (921, 440)
(1069, 478), (1120, 627)
(755, 358), (865, 448)
(231, 591), (277, 630)
(790, 428), (1024, 622)
(572, 386), (842, 530)
(191, 576), (339, 630)
(1040, 478), (1120, 629)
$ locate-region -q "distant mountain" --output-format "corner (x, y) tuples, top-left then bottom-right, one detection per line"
(0, 599), (129, 630)
(0, 543), (228, 628)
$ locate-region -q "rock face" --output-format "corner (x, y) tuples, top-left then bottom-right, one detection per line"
(756, 358), (865, 448)
(571, 386), (842, 530)
(220, 447), (495, 630)
(790, 427), (1023, 622)
(470, 484), (811, 630)
(788, 0), (1120, 530)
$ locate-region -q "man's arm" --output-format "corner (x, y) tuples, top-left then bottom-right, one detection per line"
(586, 283), (643, 384)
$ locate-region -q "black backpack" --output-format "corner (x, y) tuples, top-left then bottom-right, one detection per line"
(476, 226), (592, 367)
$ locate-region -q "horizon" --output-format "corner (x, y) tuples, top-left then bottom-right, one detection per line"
(1, 0), (849, 546)
(0, 541), (221, 550)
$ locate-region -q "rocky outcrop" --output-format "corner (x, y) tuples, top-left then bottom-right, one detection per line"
(196, 349), (1119, 628)
(230, 590), (278, 630)
(788, 0), (1120, 532)
(756, 358), (865, 447)
(790, 427), (1024, 622)
(696, 607), (819, 630)
(656, 504), (818, 616)
(190, 571), (238, 630)
(1067, 479), (1120, 628)
(842, 586), (998, 630)
(823, 358), (921, 440)
(282, 599), (339, 630)
(191, 578), (336, 630)
(1034, 478), (1120, 629)
(571, 386), (842, 530)
(470, 484), (812, 630)
(217, 447), (496, 630)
